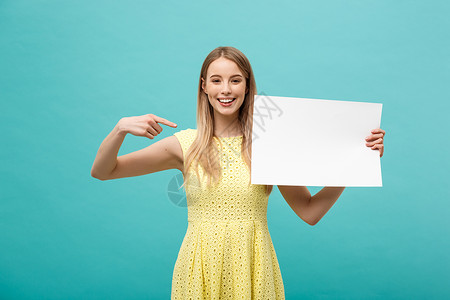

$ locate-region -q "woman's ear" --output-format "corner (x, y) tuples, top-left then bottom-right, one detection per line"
(201, 78), (207, 94)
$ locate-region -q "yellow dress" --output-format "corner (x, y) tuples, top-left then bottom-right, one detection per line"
(171, 128), (285, 300)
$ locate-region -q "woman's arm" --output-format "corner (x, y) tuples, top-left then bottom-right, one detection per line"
(277, 185), (344, 226)
(90, 123), (127, 179)
(90, 114), (180, 180)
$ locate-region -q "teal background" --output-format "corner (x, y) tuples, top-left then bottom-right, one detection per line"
(1, 0), (449, 299)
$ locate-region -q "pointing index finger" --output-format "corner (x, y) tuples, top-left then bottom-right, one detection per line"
(154, 116), (177, 128)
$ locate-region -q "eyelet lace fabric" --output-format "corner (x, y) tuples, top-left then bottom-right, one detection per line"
(171, 128), (285, 300)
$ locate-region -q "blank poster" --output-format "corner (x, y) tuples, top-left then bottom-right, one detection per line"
(250, 95), (383, 187)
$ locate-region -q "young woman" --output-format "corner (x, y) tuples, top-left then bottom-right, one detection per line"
(91, 46), (386, 299)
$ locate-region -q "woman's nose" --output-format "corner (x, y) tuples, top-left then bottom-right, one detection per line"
(221, 83), (231, 94)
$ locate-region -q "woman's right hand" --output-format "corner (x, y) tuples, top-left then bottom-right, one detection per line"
(117, 114), (178, 139)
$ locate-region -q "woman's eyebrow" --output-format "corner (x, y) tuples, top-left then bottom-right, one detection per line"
(210, 74), (243, 78)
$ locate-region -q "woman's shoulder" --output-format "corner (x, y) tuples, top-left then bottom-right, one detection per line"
(173, 128), (197, 139)
(173, 128), (197, 154)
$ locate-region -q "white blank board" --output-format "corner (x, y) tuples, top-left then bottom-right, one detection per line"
(250, 95), (383, 187)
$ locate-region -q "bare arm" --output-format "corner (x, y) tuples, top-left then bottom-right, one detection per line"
(277, 185), (345, 226)
(277, 185), (312, 224)
(90, 114), (181, 181)
(90, 124), (127, 179)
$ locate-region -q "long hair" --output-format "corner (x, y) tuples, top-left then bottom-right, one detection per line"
(181, 46), (273, 196)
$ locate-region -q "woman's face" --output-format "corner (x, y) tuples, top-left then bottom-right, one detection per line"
(202, 57), (248, 118)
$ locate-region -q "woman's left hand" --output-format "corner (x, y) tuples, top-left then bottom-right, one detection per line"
(365, 128), (385, 157)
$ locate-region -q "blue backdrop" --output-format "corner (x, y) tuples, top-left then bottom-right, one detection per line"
(1, 0), (449, 299)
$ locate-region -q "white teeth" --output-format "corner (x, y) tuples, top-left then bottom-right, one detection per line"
(218, 98), (235, 103)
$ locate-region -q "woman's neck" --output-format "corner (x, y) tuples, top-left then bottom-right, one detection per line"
(213, 113), (242, 137)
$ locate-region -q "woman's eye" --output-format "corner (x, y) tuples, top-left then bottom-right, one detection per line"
(211, 79), (241, 83)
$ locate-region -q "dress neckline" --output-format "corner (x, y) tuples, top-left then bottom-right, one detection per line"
(215, 135), (243, 139)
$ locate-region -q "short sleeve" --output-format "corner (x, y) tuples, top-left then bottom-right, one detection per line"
(173, 128), (197, 159)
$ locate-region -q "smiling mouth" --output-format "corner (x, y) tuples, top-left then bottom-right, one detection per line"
(217, 98), (236, 103)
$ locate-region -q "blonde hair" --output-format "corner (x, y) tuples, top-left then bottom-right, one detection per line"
(181, 46), (273, 196)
